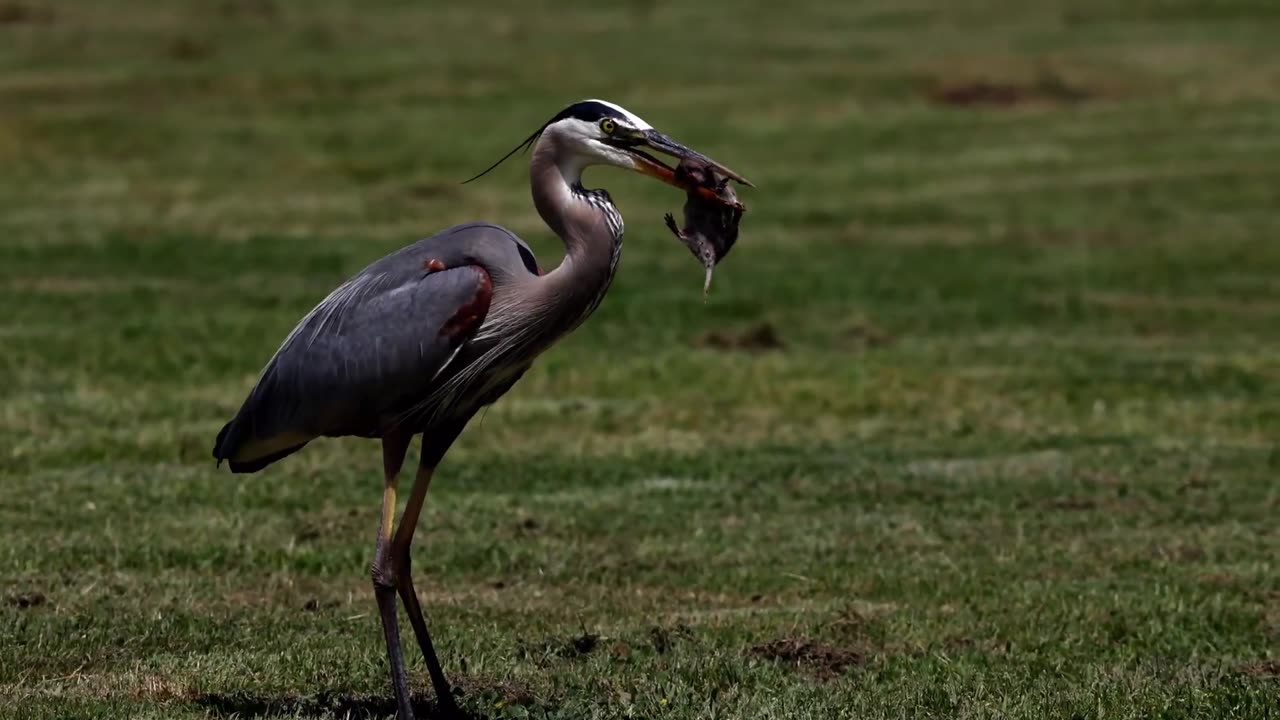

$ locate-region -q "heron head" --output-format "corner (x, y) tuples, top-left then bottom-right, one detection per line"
(464, 99), (752, 205)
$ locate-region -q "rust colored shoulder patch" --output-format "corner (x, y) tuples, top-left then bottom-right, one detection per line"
(440, 266), (493, 339)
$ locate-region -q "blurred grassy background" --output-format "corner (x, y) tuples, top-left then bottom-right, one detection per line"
(2, 1), (1278, 718)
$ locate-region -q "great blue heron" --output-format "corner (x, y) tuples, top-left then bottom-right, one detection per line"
(212, 99), (750, 719)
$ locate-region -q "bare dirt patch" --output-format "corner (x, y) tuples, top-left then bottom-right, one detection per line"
(928, 67), (1095, 109)
(453, 673), (544, 713)
(516, 629), (601, 662)
(649, 623), (694, 655)
(1240, 659), (1280, 679)
(0, 2), (54, 25)
(167, 36), (214, 62)
(696, 322), (785, 352)
(750, 637), (865, 681)
(6, 591), (46, 609)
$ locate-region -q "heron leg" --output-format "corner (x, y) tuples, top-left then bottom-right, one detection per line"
(391, 461), (461, 717)
(372, 433), (416, 720)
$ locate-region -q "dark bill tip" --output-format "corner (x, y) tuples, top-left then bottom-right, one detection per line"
(641, 129), (754, 188)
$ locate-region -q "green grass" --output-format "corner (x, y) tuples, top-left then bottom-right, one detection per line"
(3, 0), (1280, 717)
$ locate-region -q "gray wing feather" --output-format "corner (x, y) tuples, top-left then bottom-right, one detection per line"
(215, 223), (535, 468)
(273, 265), (483, 433)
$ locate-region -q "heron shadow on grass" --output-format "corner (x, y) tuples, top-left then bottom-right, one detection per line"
(192, 690), (485, 719)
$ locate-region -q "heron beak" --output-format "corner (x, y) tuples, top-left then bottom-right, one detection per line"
(616, 129), (753, 205)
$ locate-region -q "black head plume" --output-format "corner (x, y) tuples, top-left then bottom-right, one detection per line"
(460, 126), (544, 185)
(461, 100), (634, 184)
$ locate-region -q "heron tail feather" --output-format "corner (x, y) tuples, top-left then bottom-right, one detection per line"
(213, 413), (310, 474)
(225, 441), (308, 473)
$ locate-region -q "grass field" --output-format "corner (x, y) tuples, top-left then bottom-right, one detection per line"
(3, 1), (1280, 718)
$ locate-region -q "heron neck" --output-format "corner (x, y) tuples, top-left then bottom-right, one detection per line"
(529, 141), (622, 316)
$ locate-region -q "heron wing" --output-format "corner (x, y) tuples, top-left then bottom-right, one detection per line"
(282, 263), (493, 427)
(213, 222), (544, 473)
(214, 263), (493, 472)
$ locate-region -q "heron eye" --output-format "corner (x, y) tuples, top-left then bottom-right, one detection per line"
(599, 118), (617, 134)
